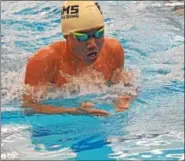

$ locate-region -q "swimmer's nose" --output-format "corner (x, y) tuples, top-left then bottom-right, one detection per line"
(86, 38), (97, 50)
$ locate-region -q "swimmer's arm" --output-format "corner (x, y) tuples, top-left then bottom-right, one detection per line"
(110, 69), (136, 112)
(23, 95), (79, 114)
(109, 69), (137, 112)
(23, 48), (73, 114)
(110, 40), (137, 111)
(23, 95), (109, 116)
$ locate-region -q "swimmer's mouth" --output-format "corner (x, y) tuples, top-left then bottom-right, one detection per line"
(87, 52), (98, 59)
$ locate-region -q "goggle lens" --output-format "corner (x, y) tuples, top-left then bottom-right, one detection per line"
(72, 28), (104, 41)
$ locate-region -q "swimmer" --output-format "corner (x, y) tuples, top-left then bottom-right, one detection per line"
(23, 1), (135, 117)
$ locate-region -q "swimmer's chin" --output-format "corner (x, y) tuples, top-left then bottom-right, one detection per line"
(84, 57), (98, 65)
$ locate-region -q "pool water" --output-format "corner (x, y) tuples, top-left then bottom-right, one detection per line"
(1, 1), (184, 160)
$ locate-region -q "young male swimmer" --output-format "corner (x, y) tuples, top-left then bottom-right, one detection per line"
(24, 1), (135, 117)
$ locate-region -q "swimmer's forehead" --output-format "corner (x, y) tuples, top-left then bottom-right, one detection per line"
(75, 25), (104, 33)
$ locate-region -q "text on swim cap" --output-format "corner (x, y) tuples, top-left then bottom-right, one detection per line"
(61, 5), (79, 19)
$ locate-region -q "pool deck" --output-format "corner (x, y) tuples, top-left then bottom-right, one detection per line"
(165, 1), (184, 16)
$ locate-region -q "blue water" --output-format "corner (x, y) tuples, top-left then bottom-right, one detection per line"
(1, 1), (184, 160)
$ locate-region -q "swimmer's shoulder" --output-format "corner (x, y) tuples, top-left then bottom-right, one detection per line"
(104, 37), (124, 67)
(104, 37), (124, 55)
(104, 37), (123, 49)
(28, 40), (66, 61)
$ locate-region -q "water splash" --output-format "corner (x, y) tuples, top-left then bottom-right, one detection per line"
(1, 64), (140, 106)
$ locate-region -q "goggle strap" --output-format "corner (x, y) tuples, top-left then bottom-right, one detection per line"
(72, 32), (87, 37)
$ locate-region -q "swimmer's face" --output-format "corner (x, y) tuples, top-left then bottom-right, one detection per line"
(67, 26), (104, 65)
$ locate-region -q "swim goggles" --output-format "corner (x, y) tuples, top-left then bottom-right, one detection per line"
(72, 28), (104, 42)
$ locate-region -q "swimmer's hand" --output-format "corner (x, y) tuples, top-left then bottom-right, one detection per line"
(114, 95), (134, 112)
(78, 102), (109, 117)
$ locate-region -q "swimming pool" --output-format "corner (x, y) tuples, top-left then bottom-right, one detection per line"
(1, 1), (184, 160)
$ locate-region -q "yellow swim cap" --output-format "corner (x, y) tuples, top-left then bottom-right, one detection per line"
(61, 1), (104, 36)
